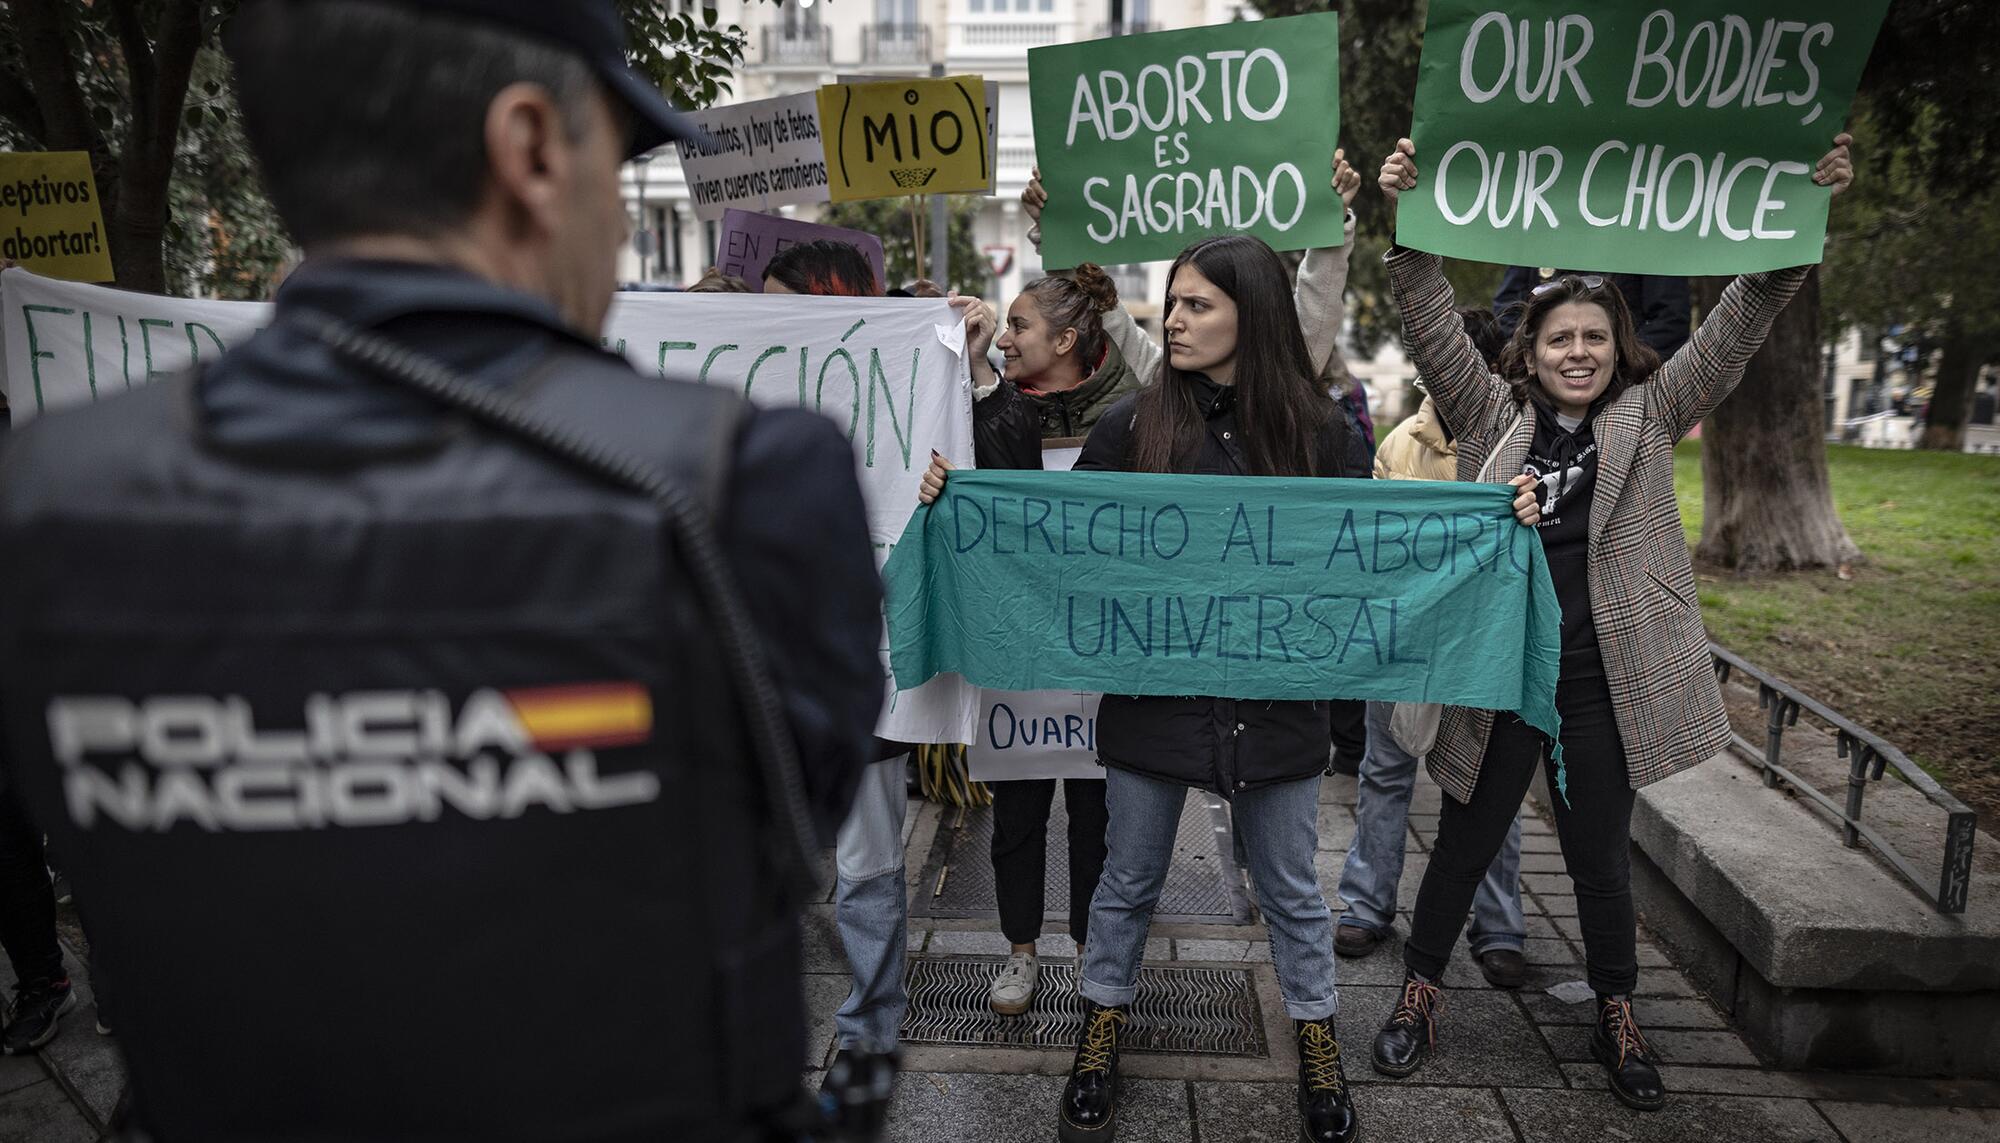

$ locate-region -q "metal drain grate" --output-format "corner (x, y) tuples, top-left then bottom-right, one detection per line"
(899, 955), (1267, 1057)
(911, 789), (1251, 925)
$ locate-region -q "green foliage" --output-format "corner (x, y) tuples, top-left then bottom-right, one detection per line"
(1823, 103), (2000, 346)
(164, 50), (288, 300)
(0, 1), (764, 298)
(819, 195), (993, 297)
(1821, 3), (2000, 395)
(616, 1), (755, 111)
(1675, 439), (2000, 818)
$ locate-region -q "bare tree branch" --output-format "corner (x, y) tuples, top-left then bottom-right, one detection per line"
(108, 0), (205, 292)
(0, 63), (46, 142)
(11, 0), (104, 155)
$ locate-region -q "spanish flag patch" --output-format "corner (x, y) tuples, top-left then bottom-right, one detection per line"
(504, 682), (653, 751)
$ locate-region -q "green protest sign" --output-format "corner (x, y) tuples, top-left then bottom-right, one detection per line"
(884, 471), (1562, 747)
(1028, 15), (1343, 268)
(1396, 0), (1890, 275)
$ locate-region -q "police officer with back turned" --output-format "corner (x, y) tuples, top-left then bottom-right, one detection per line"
(0, 2), (884, 1139)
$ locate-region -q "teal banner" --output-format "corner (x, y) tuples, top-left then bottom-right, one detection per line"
(1396, 0), (1890, 275)
(1027, 14), (1342, 268)
(884, 471), (1562, 744)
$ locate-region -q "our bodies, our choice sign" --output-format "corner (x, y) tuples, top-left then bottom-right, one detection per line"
(1396, 0), (1891, 274)
(1028, 14), (1343, 267)
(0, 269), (982, 745)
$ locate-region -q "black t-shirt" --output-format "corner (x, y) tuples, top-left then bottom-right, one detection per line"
(1523, 403), (1605, 679)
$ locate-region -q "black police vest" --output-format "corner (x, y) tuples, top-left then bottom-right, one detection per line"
(0, 350), (800, 1142)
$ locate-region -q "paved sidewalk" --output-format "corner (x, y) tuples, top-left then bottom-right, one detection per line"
(6, 770), (1997, 1141)
(803, 769), (2000, 1143)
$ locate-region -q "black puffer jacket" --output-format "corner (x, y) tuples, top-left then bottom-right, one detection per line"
(1073, 378), (1372, 799)
(971, 337), (1145, 465)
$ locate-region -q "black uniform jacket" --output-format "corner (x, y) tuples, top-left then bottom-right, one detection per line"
(192, 259), (886, 836)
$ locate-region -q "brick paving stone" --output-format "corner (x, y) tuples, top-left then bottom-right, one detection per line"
(1322, 774), (1360, 806)
(0, 1080), (99, 1143)
(1521, 937), (1582, 966)
(1633, 966), (1704, 998)
(1552, 915), (1584, 941)
(1519, 852), (1573, 873)
(1519, 832), (1567, 854)
(801, 973), (851, 1068)
(1522, 994), (1728, 1030)
(1540, 1026), (1760, 1068)
(0, 1058), (41, 1101)
(1520, 815), (1556, 836)
(884, 1071), (1155, 1143)
(1341, 986), (1567, 1088)
(1813, 1102), (2000, 1143)
(1522, 915), (1564, 941)
(1534, 893), (1581, 917)
(1523, 872), (1577, 896)
(1332, 942), (1418, 987)
(1175, 939), (1271, 963)
(1193, 1081), (1520, 1143)
(1559, 1063), (1819, 1099)
(1192, 1080), (1307, 1142)
(802, 903), (844, 973)
(1315, 804), (1357, 851)
(1498, 1088), (1839, 1142)
(1635, 940), (1674, 968)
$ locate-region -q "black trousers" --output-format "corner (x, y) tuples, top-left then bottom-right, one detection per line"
(988, 778), (1108, 948)
(1404, 675), (1638, 996)
(0, 788), (63, 988)
(1329, 699), (1367, 762)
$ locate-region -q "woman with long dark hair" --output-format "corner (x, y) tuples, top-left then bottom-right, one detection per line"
(925, 232), (1540, 1143)
(1367, 133), (1854, 1112)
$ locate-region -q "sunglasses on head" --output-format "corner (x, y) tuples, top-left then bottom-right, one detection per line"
(1530, 274), (1607, 298)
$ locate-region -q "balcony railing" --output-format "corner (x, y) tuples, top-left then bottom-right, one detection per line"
(1105, 264), (1151, 304)
(761, 26), (830, 66)
(995, 140), (1037, 175)
(956, 21), (1061, 50)
(1089, 22), (1159, 38)
(864, 22), (931, 64)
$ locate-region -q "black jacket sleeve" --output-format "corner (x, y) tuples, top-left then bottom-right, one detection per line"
(972, 381), (1045, 472)
(1627, 275), (1692, 359)
(720, 408), (884, 839)
(1073, 393), (1141, 472)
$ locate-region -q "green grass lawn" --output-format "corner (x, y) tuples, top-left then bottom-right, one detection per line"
(1674, 441), (2000, 820)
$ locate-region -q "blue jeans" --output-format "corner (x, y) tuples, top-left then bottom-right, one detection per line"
(1081, 767), (1336, 1021)
(833, 757), (908, 1052)
(1338, 702), (1525, 955)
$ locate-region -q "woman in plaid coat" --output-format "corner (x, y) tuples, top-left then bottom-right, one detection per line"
(1365, 132), (1856, 1112)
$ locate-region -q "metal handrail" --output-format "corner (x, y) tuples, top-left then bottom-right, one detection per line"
(1709, 642), (1977, 913)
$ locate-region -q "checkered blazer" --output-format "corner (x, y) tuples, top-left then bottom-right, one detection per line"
(1385, 249), (1808, 804)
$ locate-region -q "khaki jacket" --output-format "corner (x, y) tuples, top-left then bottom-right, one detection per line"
(1372, 396), (1457, 482)
(1385, 248), (1807, 803)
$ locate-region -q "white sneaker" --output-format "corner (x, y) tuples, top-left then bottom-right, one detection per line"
(989, 952), (1039, 1016)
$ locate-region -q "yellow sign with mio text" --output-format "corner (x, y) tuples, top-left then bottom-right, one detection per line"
(817, 77), (991, 202)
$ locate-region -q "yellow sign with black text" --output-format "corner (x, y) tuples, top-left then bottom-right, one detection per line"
(817, 76), (991, 202)
(0, 152), (113, 283)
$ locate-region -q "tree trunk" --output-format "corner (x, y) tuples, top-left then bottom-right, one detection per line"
(107, 1), (204, 293)
(1694, 268), (1862, 572)
(1919, 319), (1996, 450)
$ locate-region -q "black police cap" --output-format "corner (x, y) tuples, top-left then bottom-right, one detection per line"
(250, 0), (703, 158)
